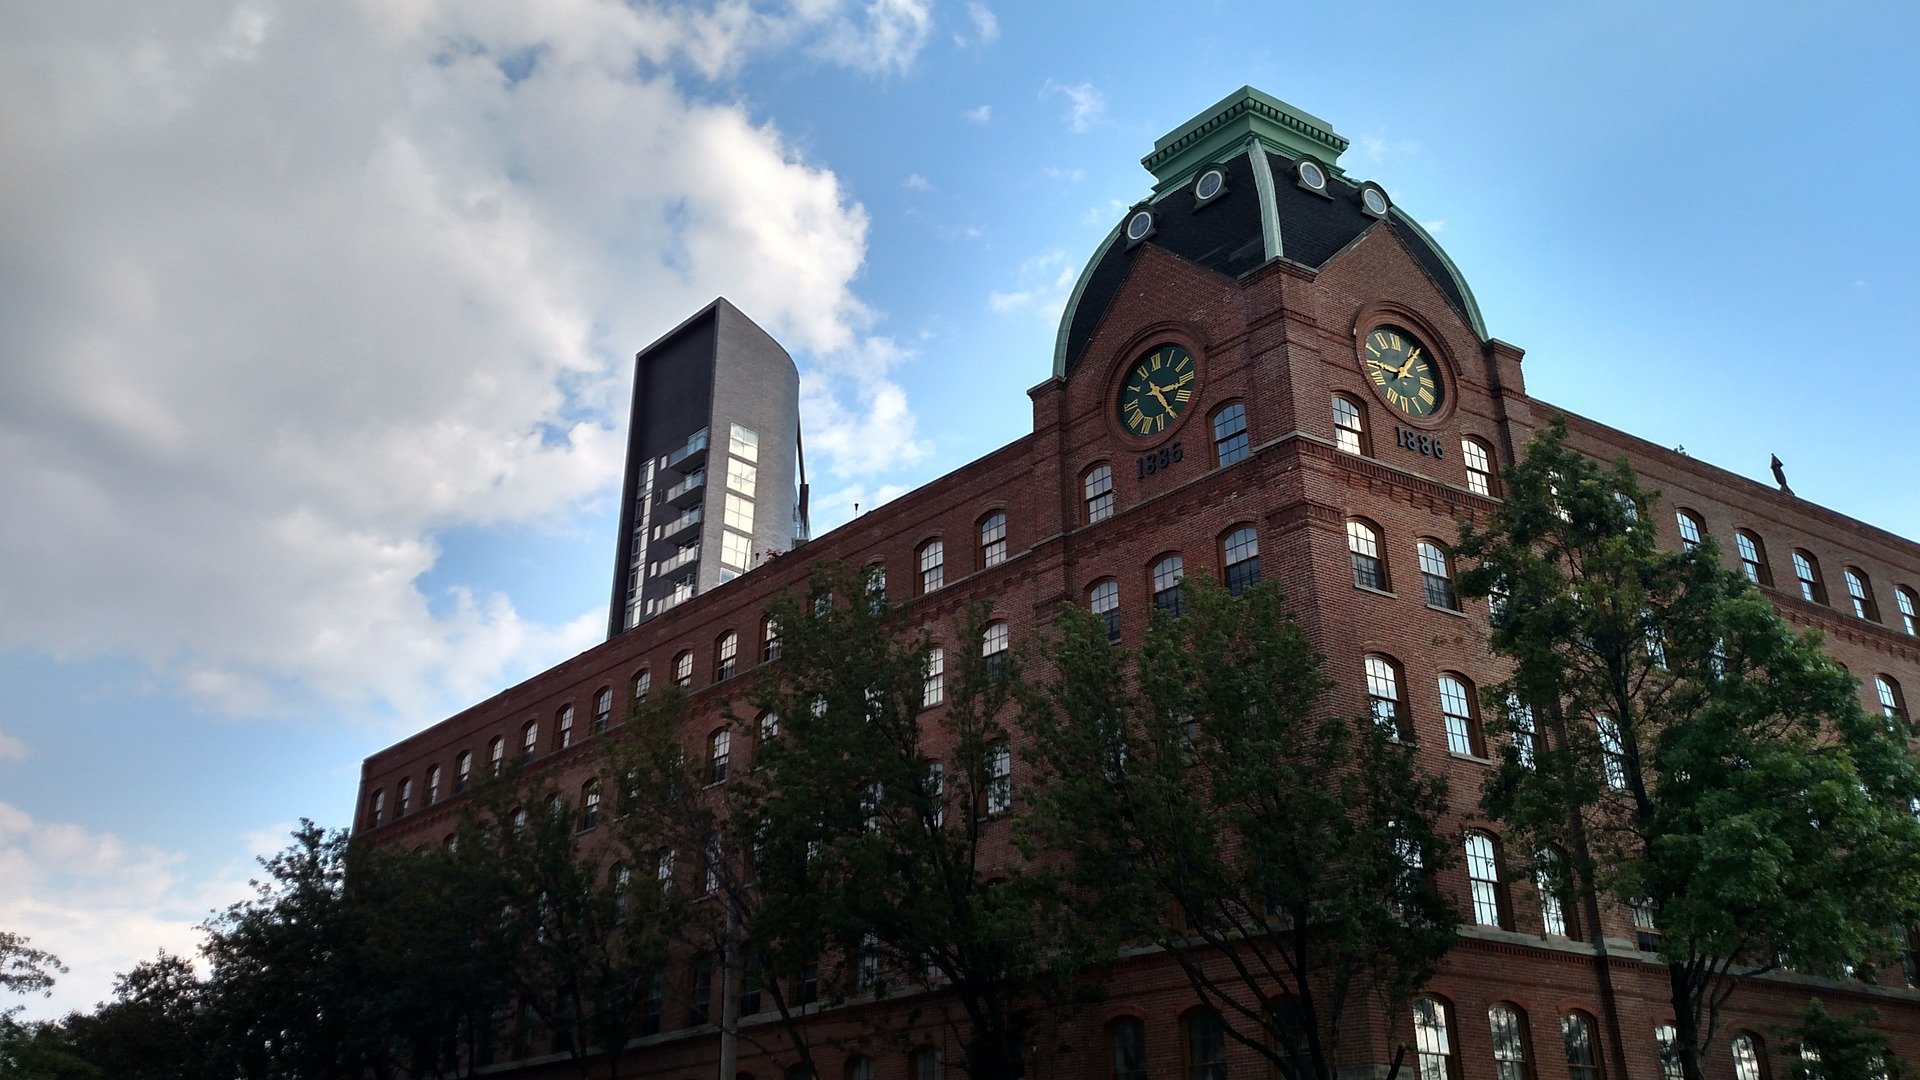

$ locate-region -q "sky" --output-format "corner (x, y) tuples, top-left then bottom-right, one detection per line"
(2, 0), (1917, 1019)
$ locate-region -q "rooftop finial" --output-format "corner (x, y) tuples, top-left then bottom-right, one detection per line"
(1770, 454), (1793, 495)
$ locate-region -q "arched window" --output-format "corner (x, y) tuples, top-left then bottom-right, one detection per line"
(1897, 586), (1918, 636)
(1506, 696), (1536, 769)
(1735, 531), (1771, 586)
(982, 621), (1010, 679)
(397, 777), (412, 817)
(1463, 437), (1495, 495)
(1222, 526), (1260, 595)
(1412, 998), (1455, 1080)
(1417, 540), (1458, 610)
(847, 1056), (874, 1080)
(921, 647), (944, 707)
(1563, 1013), (1602, 1080)
(1675, 509), (1705, 551)
(369, 788), (385, 827)
(1110, 1017), (1148, 1080)
(579, 780), (601, 831)
(924, 761), (945, 829)
(918, 539), (945, 593)
(709, 729), (731, 784)
(456, 750), (473, 793)
(1791, 550), (1826, 604)
(1365, 655), (1408, 740)
(1084, 463), (1115, 524)
(1655, 1024), (1683, 1080)
(715, 631), (739, 681)
(1332, 394), (1369, 455)
(1185, 1007), (1228, 1080)
(593, 688), (612, 734)
(674, 650), (693, 688)
(1877, 676), (1908, 724)
(426, 764), (441, 806)
(1731, 1034), (1765, 1080)
(866, 564), (887, 611)
(979, 511), (1008, 568)
(1152, 554), (1185, 616)
(489, 736), (506, 776)
(1536, 845), (1574, 938)
(632, 668), (651, 700)
(1465, 831), (1509, 928)
(911, 1047), (940, 1080)
(1596, 716), (1627, 791)
(759, 711), (780, 742)
(760, 616), (782, 663)
(1089, 579), (1121, 641)
(520, 720), (538, 764)
(1844, 569), (1878, 621)
(1270, 998), (1310, 1080)
(1349, 519), (1388, 591)
(1489, 1004), (1531, 1080)
(1438, 674), (1482, 756)
(1212, 401), (1250, 466)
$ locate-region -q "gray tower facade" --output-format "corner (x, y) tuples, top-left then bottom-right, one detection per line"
(608, 299), (807, 637)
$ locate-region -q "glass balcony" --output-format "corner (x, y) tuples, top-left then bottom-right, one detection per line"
(666, 429), (710, 473)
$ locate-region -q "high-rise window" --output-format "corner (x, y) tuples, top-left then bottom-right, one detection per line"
(1490, 1005), (1530, 1080)
(1418, 541), (1458, 610)
(1332, 395), (1368, 455)
(1212, 402), (1249, 466)
(1731, 1035), (1764, 1080)
(489, 736), (505, 776)
(709, 729), (731, 784)
(1563, 1014), (1601, 1080)
(1089, 579), (1121, 641)
(1152, 554), (1185, 616)
(579, 781), (600, 831)
(984, 741), (1011, 816)
(1349, 519), (1388, 591)
(918, 540), (944, 593)
(369, 788), (385, 827)
(1439, 675), (1481, 756)
(979, 512), (1008, 568)
(1507, 696), (1536, 769)
(1845, 568), (1878, 620)
(674, 650), (693, 688)
(1111, 1018), (1148, 1080)
(456, 751), (472, 792)
(1897, 587), (1918, 636)
(1675, 509), (1705, 551)
(1597, 716), (1627, 791)
(555, 705), (574, 749)
(1463, 438), (1495, 495)
(1222, 526), (1260, 596)
(593, 688), (611, 734)
(1412, 998), (1455, 1080)
(1366, 655), (1408, 740)
(520, 720), (538, 764)
(1735, 531), (1771, 585)
(725, 456), (757, 498)
(1465, 831), (1508, 928)
(425, 764), (441, 806)
(715, 632), (738, 681)
(1791, 550), (1826, 604)
(1877, 676), (1908, 724)
(1655, 1025), (1683, 1080)
(982, 621), (1010, 680)
(1536, 846), (1569, 937)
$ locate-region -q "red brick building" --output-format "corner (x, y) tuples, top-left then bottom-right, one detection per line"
(355, 88), (1920, 1080)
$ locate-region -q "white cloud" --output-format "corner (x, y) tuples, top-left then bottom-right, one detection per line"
(962, 104), (992, 124)
(0, 731), (25, 762)
(1041, 79), (1106, 133)
(1357, 133), (1419, 165)
(1422, 219), (1447, 234)
(903, 172), (932, 190)
(1042, 165), (1084, 182)
(0, 0), (917, 724)
(987, 250), (1078, 322)
(952, 2), (999, 46)
(0, 801), (256, 1019)
(798, 337), (930, 490)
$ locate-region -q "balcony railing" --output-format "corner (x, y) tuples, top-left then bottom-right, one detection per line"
(666, 429), (709, 472)
(664, 470), (705, 507)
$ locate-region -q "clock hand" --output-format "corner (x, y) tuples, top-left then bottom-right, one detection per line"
(1146, 382), (1174, 411)
(1395, 349), (1421, 380)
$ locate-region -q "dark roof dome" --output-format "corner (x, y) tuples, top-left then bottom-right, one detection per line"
(1052, 87), (1487, 378)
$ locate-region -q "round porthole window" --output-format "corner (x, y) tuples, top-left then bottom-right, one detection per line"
(1361, 187), (1389, 216)
(1298, 160), (1327, 191)
(1125, 209), (1154, 241)
(1194, 168), (1225, 202)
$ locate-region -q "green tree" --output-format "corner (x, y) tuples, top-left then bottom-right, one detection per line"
(1780, 998), (1904, 1080)
(0, 931), (96, 1079)
(452, 763), (673, 1079)
(1455, 418), (1920, 1080)
(742, 564), (1089, 1080)
(53, 952), (210, 1080)
(1023, 576), (1460, 1080)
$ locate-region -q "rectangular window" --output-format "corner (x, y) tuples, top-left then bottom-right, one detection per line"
(728, 424), (759, 462)
(724, 492), (755, 532)
(721, 529), (754, 570)
(726, 457), (757, 498)
(985, 742), (1011, 815)
(689, 955), (713, 1025)
(1084, 465), (1114, 523)
(923, 647), (944, 707)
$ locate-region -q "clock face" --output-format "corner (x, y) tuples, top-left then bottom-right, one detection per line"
(1363, 326), (1442, 417)
(1117, 344), (1196, 438)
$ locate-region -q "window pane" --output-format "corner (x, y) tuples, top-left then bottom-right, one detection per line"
(1419, 542), (1456, 609)
(919, 540), (944, 592)
(1731, 1036), (1763, 1080)
(1349, 520), (1386, 591)
(1563, 1015), (1599, 1080)
(1439, 676), (1477, 756)
(1490, 1005), (1528, 1080)
(1224, 527), (1259, 595)
(1112, 1019), (1147, 1080)
(1366, 656), (1402, 737)
(1085, 465), (1114, 523)
(1333, 396), (1366, 455)
(1153, 555), (1185, 616)
(1536, 848), (1567, 936)
(1413, 999), (1452, 1080)
(1676, 511), (1703, 550)
(1213, 402), (1249, 466)
(1187, 1009), (1227, 1080)
(1090, 580), (1121, 641)
(981, 512), (1008, 568)
(1463, 439), (1492, 495)
(1465, 833), (1502, 927)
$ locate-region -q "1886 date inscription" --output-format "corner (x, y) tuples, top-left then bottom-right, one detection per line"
(1395, 426), (1445, 459)
(1137, 442), (1184, 479)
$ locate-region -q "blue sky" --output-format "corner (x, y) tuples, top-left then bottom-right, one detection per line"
(3, 0), (1916, 1017)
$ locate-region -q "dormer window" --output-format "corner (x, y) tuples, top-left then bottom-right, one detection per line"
(1296, 158), (1328, 193)
(1360, 184), (1390, 217)
(1192, 167), (1227, 206)
(1124, 208), (1155, 245)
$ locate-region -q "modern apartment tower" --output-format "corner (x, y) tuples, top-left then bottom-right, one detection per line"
(608, 298), (807, 636)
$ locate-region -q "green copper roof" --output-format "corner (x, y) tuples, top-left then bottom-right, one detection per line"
(1141, 86), (1349, 193)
